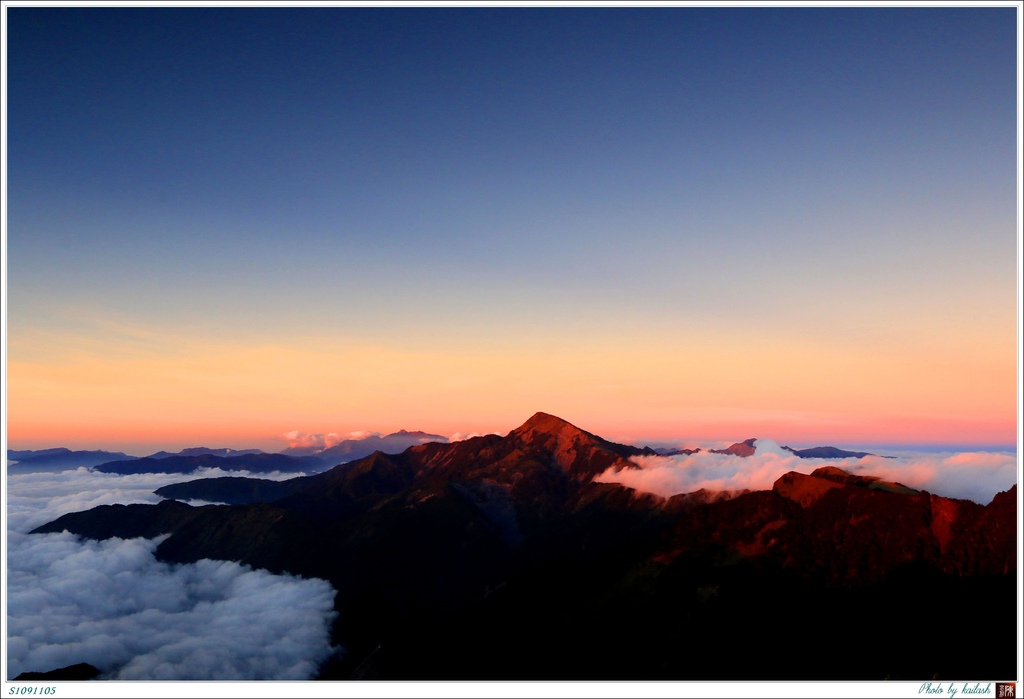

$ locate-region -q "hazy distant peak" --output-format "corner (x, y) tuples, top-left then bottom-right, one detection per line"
(383, 430), (446, 441)
(710, 438), (758, 457)
(707, 439), (884, 460)
(281, 429), (451, 468)
(782, 445), (881, 459)
(147, 447), (266, 459)
(7, 447), (74, 460)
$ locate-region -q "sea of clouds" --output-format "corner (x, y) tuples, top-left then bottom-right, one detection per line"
(595, 439), (1018, 505)
(5, 467), (340, 681)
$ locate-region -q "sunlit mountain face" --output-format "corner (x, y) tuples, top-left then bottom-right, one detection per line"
(14, 413), (1016, 681)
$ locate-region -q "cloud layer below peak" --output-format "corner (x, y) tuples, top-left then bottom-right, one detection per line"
(6, 469), (339, 680)
(595, 440), (1016, 505)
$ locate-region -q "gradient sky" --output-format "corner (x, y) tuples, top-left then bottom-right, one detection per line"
(4, 6), (1020, 453)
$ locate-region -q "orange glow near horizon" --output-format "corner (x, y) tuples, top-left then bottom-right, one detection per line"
(5, 322), (1016, 453)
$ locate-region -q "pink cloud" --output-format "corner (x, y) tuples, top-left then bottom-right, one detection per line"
(448, 432), (486, 443)
(282, 430), (386, 449)
(281, 431), (329, 450)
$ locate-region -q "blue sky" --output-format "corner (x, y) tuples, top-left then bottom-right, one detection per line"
(4, 6), (1019, 451)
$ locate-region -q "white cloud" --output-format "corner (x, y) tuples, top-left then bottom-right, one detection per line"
(6, 469), (340, 680)
(448, 432), (486, 443)
(842, 451), (1018, 505)
(595, 439), (1016, 505)
(7, 468), (303, 533)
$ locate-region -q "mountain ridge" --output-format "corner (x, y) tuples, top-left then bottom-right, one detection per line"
(28, 412), (1017, 681)
(145, 447), (266, 459)
(7, 448), (136, 473)
(92, 452), (328, 475)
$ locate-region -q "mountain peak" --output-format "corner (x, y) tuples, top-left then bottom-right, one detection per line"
(511, 412), (583, 438)
(506, 413), (647, 480)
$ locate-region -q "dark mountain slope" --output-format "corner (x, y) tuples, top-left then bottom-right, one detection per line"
(154, 475), (313, 505)
(652, 467), (1011, 584)
(14, 663), (101, 681)
(34, 499), (208, 540)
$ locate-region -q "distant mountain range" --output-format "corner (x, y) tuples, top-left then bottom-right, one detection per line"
(782, 444), (885, 459)
(9, 433), (885, 477)
(653, 446), (701, 455)
(282, 430), (449, 460)
(709, 438), (885, 459)
(7, 431), (452, 476)
(144, 447), (266, 459)
(74, 431), (453, 475)
(33, 412), (1015, 681)
(6, 448), (135, 473)
(92, 453), (328, 475)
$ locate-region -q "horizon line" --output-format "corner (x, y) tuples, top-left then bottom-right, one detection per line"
(5, 435), (1018, 458)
